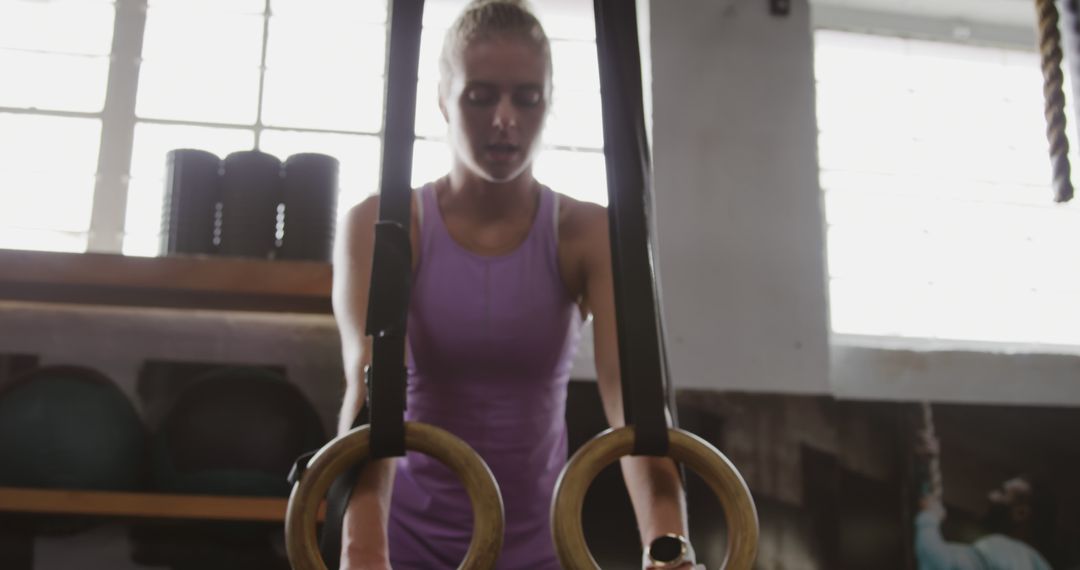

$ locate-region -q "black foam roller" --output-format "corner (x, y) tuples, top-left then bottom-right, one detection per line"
(279, 153), (340, 261)
(160, 149), (221, 256)
(218, 150), (283, 258)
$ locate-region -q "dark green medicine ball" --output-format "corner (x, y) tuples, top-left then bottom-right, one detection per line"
(0, 365), (146, 492)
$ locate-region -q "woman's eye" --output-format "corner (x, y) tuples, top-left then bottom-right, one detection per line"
(513, 87), (543, 107)
(465, 86), (497, 105)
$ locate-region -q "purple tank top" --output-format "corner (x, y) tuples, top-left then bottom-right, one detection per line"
(386, 183), (583, 569)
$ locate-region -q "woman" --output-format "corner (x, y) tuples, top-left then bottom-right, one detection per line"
(333, 1), (696, 568)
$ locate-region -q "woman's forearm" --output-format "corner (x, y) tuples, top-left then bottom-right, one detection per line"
(337, 349), (397, 567)
(595, 372), (689, 546)
(338, 381), (363, 436)
(620, 454), (689, 545)
(341, 458), (397, 567)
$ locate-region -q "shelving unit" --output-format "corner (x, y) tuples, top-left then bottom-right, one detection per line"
(0, 249), (334, 525)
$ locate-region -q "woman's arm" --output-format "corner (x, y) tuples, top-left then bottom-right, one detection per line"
(332, 196), (397, 570)
(575, 203), (693, 568)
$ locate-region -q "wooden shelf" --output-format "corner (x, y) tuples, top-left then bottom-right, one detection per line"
(0, 249), (332, 314)
(0, 487), (325, 523)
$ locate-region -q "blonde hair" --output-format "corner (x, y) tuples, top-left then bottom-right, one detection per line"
(438, 0), (553, 96)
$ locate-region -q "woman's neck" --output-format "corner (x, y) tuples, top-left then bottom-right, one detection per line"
(443, 163), (538, 223)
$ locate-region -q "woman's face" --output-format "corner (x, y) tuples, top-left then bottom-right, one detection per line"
(441, 35), (550, 183)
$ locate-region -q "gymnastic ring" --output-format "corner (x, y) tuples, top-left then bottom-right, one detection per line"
(285, 422), (504, 570)
(551, 426), (758, 569)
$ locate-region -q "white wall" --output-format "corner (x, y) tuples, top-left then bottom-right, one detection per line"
(649, 0), (832, 394)
(642, 0), (1080, 406)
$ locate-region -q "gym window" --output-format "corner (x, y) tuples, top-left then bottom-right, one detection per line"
(0, 0), (607, 257)
(814, 30), (1080, 348)
(0, 0), (115, 254)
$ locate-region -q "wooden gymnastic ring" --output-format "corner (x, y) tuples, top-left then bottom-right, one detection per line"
(285, 422), (504, 570)
(551, 426), (758, 569)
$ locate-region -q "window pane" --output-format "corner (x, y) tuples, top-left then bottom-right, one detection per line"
(148, 0), (265, 14)
(0, 228), (87, 254)
(815, 30), (1080, 347)
(271, 0), (387, 24)
(415, 79), (446, 138)
(0, 114), (100, 240)
(266, 20), (384, 77)
(141, 8), (265, 65)
(551, 40), (599, 93)
(419, 26), (445, 82)
(123, 123), (255, 255)
(830, 278), (1080, 347)
(137, 7), (264, 123)
(533, 148), (606, 205)
(261, 70), (384, 132)
(137, 62), (262, 124)
(261, 11), (385, 131)
(0, 50), (110, 112)
(259, 129), (381, 212)
(532, 0), (595, 41)
(0, 171), (97, 233)
(412, 138), (451, 189)
(422, 1), (461, 30)
(0, 1), (115, 55)
(0, 113), (101, 174)
(545, 89), (602, 149)
(120, 218), (162, 256)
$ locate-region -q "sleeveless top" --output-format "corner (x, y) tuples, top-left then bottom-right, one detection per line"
(386, 183), (584, 569)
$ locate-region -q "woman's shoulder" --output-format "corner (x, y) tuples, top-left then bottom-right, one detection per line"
(555, 191), (607, 245)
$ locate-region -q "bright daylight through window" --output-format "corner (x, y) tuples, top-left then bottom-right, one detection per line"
(0, 0), (607, 257)
(815, 30), (1080, 348)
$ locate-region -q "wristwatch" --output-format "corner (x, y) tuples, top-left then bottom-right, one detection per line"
(643, 534), (696, 568)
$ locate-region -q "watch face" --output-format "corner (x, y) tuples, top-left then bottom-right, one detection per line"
(649, 535), (685, 563)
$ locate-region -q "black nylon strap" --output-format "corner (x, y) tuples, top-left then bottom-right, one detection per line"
(365, 0), (425, 459)
(288, 3), (423, 567)
(594, 0), (671, 456)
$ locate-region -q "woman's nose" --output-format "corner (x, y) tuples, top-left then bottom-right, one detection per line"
(492, 96), (517, 130)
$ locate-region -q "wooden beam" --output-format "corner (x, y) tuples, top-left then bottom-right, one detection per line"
(0, 487), (325, 523)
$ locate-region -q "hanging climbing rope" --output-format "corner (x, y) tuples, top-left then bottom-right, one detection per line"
(1034, 0), (1075, 203)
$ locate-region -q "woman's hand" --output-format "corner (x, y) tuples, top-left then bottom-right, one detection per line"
(645, 563), (705, 570)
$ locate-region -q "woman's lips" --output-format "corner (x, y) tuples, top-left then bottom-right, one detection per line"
(485, 143), (520, 162)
